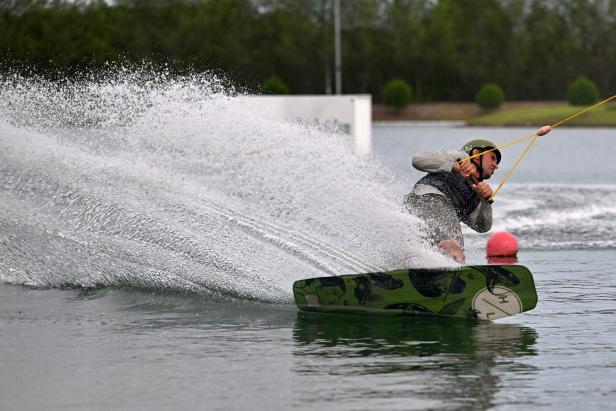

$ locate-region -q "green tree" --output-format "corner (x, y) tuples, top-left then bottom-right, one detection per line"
(383, 0), (426, 100)
(419, 0), (459, 100)
(567, 76), (600, 105)
(260, 75), (289, 94)
(427, 0), (513, 101)
(1, 0), (615, 101)
(383, 78), (413, 110)
(516, 1), (575, 99)
(475, 83), (504, 109)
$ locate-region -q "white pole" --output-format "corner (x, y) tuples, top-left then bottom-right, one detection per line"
(334, 0), (342, 95)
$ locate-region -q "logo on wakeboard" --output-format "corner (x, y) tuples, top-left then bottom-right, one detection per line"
(472, 286), (522, 320)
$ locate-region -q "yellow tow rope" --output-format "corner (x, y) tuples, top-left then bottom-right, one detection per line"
(459, 94), (616, 202)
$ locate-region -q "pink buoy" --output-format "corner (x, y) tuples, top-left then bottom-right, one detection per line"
(486, 231), (519, 262)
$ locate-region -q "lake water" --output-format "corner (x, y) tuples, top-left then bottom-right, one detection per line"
(1, 74), (616, 410)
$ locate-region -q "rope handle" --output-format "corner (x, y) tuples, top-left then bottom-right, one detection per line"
(455, 158), (495, 204)
(470, 175), (494, 204)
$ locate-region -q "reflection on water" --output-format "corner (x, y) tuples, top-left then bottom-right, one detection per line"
(293, 313), (537, 410)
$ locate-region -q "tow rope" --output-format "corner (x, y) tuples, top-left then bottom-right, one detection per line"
(459, 94), (616, 202)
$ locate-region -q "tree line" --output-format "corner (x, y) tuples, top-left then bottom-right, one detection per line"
(1, 0), (615, 101)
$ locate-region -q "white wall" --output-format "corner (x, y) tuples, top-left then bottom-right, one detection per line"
(243, 95), (372, 156)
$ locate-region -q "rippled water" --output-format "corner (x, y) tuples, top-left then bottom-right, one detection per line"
(2, 250), (616, 410)
(1, 71), (616, 410)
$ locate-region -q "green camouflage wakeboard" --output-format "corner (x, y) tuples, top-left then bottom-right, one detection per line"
(293, 265), (537, 320)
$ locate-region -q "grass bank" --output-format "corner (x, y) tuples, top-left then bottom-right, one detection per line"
(468, 102), (616, 127)
(373, 101), (616, 127)
(373, 102), (480, 121)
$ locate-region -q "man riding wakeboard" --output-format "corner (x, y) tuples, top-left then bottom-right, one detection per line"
(404, 139), (501, 263)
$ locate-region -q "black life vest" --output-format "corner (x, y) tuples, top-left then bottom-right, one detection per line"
(415, 173), (480, 221)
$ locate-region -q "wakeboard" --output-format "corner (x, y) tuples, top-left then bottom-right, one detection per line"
(293, 265), (537, 320)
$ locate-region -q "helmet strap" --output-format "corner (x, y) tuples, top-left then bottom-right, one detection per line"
(472, 149), (485, 182)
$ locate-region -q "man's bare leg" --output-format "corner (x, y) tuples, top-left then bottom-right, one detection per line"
(439, 238), (465, 263)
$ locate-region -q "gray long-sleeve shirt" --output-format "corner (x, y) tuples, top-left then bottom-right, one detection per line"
(411, 150), (492, 233)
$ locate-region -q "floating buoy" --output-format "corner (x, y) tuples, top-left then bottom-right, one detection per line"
(486, 231), (518, 264)
(537, 125), (552, 136)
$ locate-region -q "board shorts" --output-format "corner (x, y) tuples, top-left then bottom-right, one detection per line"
(404, 192), (464, 249)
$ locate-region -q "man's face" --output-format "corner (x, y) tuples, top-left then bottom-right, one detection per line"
(472, 149), (499, 179)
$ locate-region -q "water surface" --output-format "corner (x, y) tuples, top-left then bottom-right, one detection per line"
(2, 249), (616, 410)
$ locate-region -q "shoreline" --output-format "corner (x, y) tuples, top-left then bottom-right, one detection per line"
(373, 101), (616, 127)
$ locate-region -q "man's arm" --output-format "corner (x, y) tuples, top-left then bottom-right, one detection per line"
(412, 150), (469, 174)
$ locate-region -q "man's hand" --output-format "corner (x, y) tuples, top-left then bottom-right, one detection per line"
(472, 181), (493, 200)
(452, 159), (479, 180)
